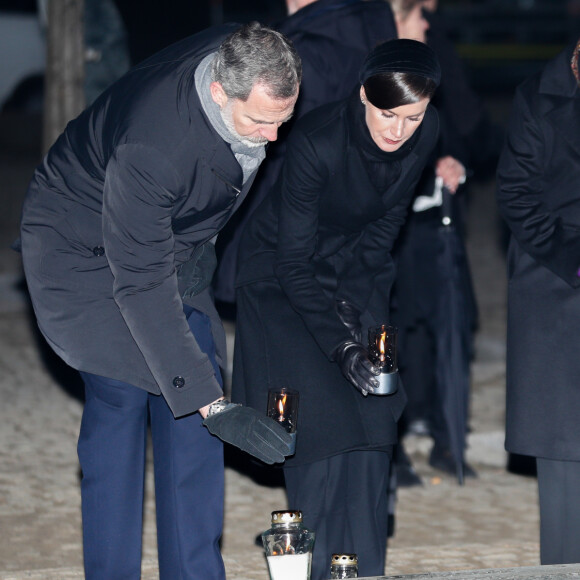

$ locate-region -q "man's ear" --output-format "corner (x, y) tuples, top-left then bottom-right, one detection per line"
(210, 81), (227, 109)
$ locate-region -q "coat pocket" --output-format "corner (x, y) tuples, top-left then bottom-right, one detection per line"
(38, 202), (114, 293)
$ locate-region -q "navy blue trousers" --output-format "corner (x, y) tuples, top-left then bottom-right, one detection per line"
(77, 306), (225, 580)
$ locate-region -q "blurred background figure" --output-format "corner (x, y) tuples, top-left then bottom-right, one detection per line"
(83, 0), (130, 105)
(212, 0), (398, 316)
(113, 0), (213, 65)
(496, 36), (580, 566)
(387, 0), (502, 486)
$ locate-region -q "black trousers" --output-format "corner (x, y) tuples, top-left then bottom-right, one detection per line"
(284, 449), (392, 580)
(537, 457), (580, 565)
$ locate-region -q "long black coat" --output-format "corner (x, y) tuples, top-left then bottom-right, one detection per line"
(232, 95), (439, 465)
(20, 24), (258, 418)
(213, 0), (397, 302)
(496, 42), (580, 460)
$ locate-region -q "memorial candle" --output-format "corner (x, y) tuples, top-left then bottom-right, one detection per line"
(267, 388), (299, 454)
(261, 510), (315, 580)
(267, 552), (312, 580)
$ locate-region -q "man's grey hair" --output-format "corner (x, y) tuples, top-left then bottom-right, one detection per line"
(213, 21), (302, 101)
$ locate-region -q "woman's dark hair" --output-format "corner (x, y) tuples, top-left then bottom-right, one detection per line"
(358, 39), (440, 109)
(363, 71), (438, 110)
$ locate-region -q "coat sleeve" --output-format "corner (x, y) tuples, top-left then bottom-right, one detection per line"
(274, 130), (355, 359)
(102, 143), (223, 417)
(496, 86), (580, 288)
(335, 188), (414, 313)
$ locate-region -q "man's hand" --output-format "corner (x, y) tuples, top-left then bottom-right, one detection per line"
(333, 340), (380, 396)
(202, 400), (294, 464)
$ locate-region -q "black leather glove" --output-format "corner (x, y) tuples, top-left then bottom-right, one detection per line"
(203, 401), (294, 464)
(335, 299), (362, 343)
(333, 340), (380, 396)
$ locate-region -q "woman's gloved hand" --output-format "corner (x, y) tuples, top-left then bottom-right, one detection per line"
(333, 340), (380, 396)
(335, 299), (363, 343)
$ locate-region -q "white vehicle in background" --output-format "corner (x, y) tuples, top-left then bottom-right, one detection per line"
(0, 1), (44, 111)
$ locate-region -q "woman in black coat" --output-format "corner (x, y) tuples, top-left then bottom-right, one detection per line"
(232, 39), (440, 580)
(496, 37), (580, 565)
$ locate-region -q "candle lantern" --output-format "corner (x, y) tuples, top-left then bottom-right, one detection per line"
(330, 553), (358, 578)
(367, 325), (399, 395)
(261, 510), (315, 580)
(267, 388), (299, 454)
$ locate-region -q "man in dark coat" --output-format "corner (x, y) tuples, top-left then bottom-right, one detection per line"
(212, 0), (398, 306)
(496, 37), (580, 565)
(19, 22), (301, 580)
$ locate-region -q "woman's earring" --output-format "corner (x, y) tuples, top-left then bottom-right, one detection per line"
(361, 98), (366, 105)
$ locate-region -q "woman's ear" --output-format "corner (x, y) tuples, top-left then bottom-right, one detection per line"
(360, 86), (367, 104)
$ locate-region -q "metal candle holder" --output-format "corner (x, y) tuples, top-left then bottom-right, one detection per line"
(267, 388), (299, 454)
(368, 325), (399, 396)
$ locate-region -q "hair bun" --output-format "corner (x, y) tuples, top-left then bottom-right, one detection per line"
(359, 38), (441, 86)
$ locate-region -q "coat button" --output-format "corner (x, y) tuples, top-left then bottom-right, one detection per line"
(172, 376), (186, 388)
(92, 245), (105, 257)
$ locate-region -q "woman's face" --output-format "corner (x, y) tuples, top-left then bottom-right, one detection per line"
(361, 86), (430, 153)
(395, 4), (430, 43)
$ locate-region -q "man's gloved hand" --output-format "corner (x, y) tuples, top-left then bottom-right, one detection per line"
(335, 299), (363, 343)
(333, 340), (380, 396)
(203, 401), (294, 464)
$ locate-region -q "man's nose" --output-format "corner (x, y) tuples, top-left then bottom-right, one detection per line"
(260, 125), (279, 141)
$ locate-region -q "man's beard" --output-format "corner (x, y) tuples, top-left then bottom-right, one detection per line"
(220, 101), (268, 148)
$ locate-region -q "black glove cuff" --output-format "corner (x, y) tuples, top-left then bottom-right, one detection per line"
(332, 339), (359, 361)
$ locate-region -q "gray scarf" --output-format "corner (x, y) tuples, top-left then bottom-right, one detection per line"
(195, 53), (266, 183)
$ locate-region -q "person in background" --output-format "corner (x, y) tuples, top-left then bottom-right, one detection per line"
(18, 22), (300, 580)
(387, 0), (499, 485)
(232, 39), (441, 580)
(496, 37), (580, 566)
(84, 0), (131, 105)
(212, 0), (398, 313)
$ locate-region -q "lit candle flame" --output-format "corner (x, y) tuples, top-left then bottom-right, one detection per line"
(379, 333), (386, 361)
(277, 395), (287, 419)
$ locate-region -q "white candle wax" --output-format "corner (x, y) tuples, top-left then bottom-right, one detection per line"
(267, 552), (311, 580)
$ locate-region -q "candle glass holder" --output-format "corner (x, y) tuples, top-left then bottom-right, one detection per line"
(267, 388), (299, 454)
(367, 325), (398, 395)
(261, 510), (315, 580)
(330, 553), (358, 578)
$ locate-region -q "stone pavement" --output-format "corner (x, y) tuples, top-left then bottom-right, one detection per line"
(0, 101), (554, 580)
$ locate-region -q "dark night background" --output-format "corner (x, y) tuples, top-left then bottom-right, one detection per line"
(110, 0), (580, 93)
(1, 0), (579, 98)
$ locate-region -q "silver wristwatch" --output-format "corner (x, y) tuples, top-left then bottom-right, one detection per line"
(207, 399), (233, 417)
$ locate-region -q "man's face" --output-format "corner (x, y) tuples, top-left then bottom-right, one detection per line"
(211, 82), (297, 146)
